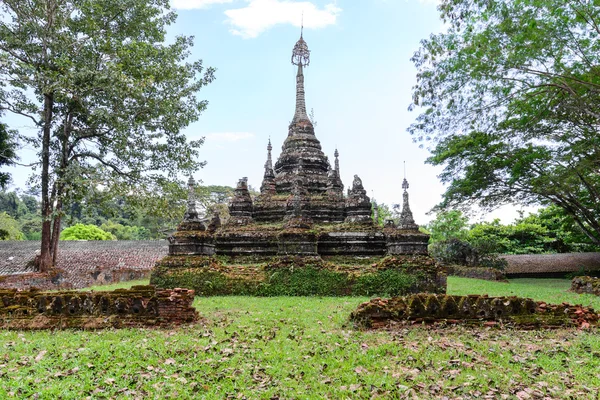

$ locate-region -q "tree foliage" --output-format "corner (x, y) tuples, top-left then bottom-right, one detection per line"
(426, 210), (469, 243)
(0, 121), (17, 189)
(0, 0), (214, 270)
(60, 223), (115, 241)
(410, 0), (600, 244)
(0, 212), (24, 240)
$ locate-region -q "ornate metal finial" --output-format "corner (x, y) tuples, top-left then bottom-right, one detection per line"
(402, 162), (409, 191)
(402, 178), (409, 192)
(291, 30), (310, 67)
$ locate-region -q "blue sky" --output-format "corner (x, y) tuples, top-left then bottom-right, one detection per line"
(5, 0), (529, 224)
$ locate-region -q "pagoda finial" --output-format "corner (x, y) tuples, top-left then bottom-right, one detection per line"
(183, 175), (202, 222)
(261, 139), (276, 194)
(291, 32), (311, 124)
(266, 137), (273, 168)
(334, 148), (340, 174)
(398, 168), (418, 230)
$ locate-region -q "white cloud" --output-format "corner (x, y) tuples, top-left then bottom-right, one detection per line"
(225, 0), (341, 38)
(172, 0), (234, 10)
(204, 132), (255, 142)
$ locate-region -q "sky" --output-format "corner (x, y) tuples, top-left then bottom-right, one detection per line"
(3, 0), (532, 225)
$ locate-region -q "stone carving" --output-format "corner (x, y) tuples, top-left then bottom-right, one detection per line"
(345, 175), (372, 223)
(229, 177), (253, 225)
(178, 176), (210, 231)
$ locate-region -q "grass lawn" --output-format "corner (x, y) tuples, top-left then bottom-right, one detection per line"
(1, 277), (600, 398)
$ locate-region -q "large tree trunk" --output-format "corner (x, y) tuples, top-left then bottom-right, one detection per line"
(38, 92), (54, 273)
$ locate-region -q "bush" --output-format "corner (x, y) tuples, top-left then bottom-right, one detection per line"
(430, 238), (506, 271)
(60, 224), (116, 241)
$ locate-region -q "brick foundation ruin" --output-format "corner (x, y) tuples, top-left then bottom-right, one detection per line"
(152, 255), (446, 297)
(0, 286), (198, 330)
(571, 276), (600, 296)
(350, 294), (599, 329)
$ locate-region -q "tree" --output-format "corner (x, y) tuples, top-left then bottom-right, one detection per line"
(426, 210), (469, 244)
(373, 202), (393, 227)
(0, 121), (17, 189)
(0, 191), (28, 219)
(0, 0), (214, 271)
(0, 212), (24, 240)
(60, 223), (115, 241)
(410, 0), (600, 245)
(100, 220), (150, 240)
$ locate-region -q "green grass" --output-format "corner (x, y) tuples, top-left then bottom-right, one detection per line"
(75, 279), (151, 292)
(448, 277), (600, 309)
(1, 277), (600, 398)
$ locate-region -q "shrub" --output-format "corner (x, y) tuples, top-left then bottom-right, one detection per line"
(60, 224), (116, 241)
(430, 238), (506, 271)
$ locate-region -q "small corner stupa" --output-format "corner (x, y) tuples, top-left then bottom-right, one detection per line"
(167, 30), (430, 258)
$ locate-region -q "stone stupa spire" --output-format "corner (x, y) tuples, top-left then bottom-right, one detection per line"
(398, 165), (419, 230)
(260, 138), (276, 194)
(291, 27), (311, 125)
(183, 175), (201, 222)
(273, 29), (330, 194)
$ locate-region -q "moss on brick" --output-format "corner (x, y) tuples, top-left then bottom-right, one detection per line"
(150, 255), (446, 297)
(350, 294), (599, 329)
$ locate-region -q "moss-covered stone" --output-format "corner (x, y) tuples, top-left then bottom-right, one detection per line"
(0, 286), (198, 330)
(350, 294), (599, 329)
(150, 255), (446, 297)
(571, 276), (600, 296)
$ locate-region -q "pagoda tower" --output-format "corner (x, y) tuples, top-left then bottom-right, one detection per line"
(274, 31), (331, 194)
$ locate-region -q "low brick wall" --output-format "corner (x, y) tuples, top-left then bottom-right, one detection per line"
(151, 255), (447, 297)
(0, 241), (167, 290)
(0, 286), (198, 330)
(571, 276), (600, 296)
(350, 294), (598, 329)
(0, 267), (152, 290)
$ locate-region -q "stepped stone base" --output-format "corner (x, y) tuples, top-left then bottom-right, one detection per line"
(151, 255), (446, 297)
(169, 222), (430, 258)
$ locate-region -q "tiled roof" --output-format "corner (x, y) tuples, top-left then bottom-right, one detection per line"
(503, 252), (600, 275)
(0, 241), (168, 276)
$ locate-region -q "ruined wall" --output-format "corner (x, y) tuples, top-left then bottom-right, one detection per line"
(571, 276), (600, 296)
(0, 241), (167, 290)
(0, 267), (152, 291)
(350, 294), (598, 329)
(151, 255), (446, 297)
(0, 286), (198, 330)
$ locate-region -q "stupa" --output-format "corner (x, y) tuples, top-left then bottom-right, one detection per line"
(168, 31), (429, 258)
